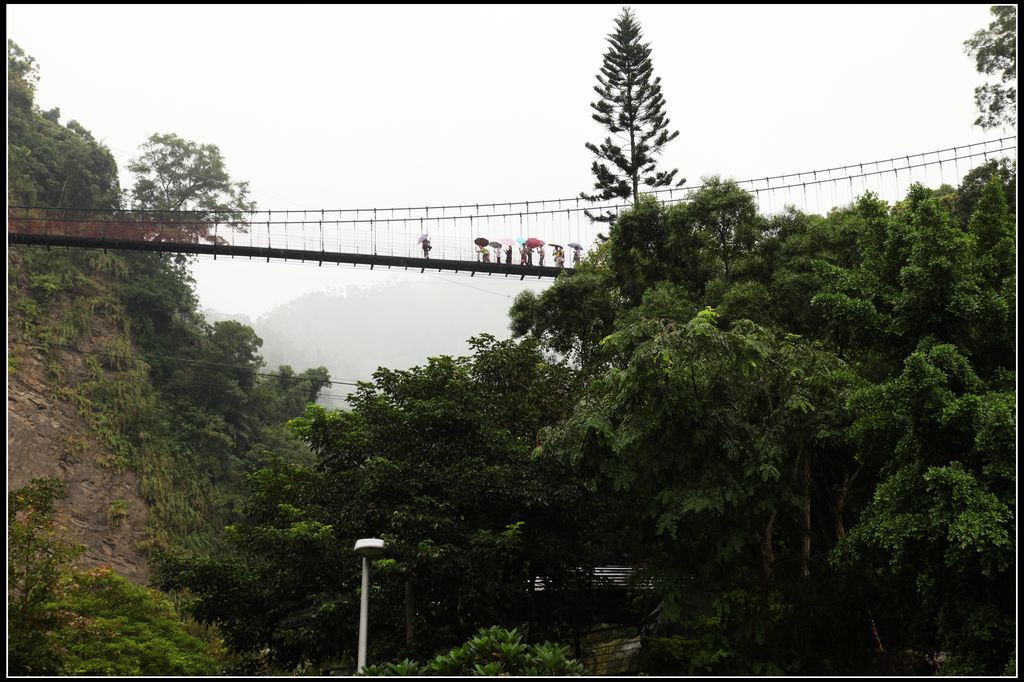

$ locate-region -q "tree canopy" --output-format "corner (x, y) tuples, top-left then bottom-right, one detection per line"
(511, 169), (1016, 674)
(8, 39), (121, 209)
(128, 132), (256, 221)
(964, 5), (1016, 130)
(8, 480), (222, 675)
(156, 335), (630, 671)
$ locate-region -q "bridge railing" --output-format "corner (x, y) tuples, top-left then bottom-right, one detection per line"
(7, 206), (590, 266)
(7, 206), (251, 247)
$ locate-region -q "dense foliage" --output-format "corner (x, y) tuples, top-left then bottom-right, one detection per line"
(8, 480), (222, 675)
(361, 626), (584, 676)
(8, 40), (121, 208)
(129, 132), (256, 220)
(8, 40), (331, 675)
(157, 167), (1015, 676)
(7, 10), (1017, 675)
(511, 171), (1016, 674)
(155, 335), (631, 672)
(964, 5), (1016, 130)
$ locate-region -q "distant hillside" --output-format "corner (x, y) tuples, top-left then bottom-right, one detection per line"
(204, 278), (535, 406)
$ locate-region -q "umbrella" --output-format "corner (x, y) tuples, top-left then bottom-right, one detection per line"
(417, 233), (430, 244)
(515, 236), (527, 245)
(525, 237), (545, 249)
(567, 242), (583, 250)
(474, 237), (490, 247)
(496, 238), (516, 247)
(488, 241), (503, 249)
(547, 243), (563, 249)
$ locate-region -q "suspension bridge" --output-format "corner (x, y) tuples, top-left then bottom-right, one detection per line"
(8, 137), (1014, 278)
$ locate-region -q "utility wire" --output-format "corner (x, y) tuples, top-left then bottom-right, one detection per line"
(10, 340), (365, 388)
(424, 273), (518, 298)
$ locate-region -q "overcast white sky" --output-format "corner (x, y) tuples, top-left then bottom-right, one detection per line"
(7, 3), (1005, 318)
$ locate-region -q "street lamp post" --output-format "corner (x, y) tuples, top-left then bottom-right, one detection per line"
(354, 538), (385, 672)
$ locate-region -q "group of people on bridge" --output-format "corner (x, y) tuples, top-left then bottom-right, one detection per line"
(491, 243), (578, 268)
(418, 235), (583, 268)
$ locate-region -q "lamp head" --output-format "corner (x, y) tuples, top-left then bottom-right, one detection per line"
(354, 538), (385, 557)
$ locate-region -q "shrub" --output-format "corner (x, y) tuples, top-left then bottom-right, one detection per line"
(361, 625), (584, 676)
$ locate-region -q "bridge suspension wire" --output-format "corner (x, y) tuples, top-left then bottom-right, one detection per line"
(10, 139), (1015, 271)
(13, 142), (1015, 227)
(18, 137), (1013, 219)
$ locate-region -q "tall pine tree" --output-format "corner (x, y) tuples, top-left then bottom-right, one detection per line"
(581, 7), (683, 222)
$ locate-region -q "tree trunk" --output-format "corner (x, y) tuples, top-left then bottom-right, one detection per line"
(801, 446), (811, 578)
(404, 574), (416, 645)
(630, 125), (638, 204)
(834, 464), (861, 541)
(760, 510), (778, 592)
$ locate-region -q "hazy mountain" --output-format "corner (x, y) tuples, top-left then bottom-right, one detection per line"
(203, 277), (548, 407)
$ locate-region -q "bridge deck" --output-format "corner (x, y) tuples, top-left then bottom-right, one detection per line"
(8, 232), (575, 279)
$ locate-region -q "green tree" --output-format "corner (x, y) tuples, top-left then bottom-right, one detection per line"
(950, 157), (1016, 228)
(8, 40), (121, 209)
(685, 176), (762, 285)
(812, 183), (1014, 377)
(541, 297), (863, 673)
(8, 481), (222, 675)
(581, 6), (683, 221)
(362, 626), (584, 676)
(963, 5), (1016, 130)
(157, 336), (625, 671)
(54, 566), (222, 675)
(8, 479), (83, 674)
(128, 132), (256, 221)
(838, 342), (1015, 674)
(510, 241), (623, 374)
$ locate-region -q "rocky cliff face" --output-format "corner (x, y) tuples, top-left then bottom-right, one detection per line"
(8, 247), (151, 584)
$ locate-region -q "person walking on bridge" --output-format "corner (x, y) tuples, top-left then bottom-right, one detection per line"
(505, 245), (513, 264)
(421, 238), (432, 258)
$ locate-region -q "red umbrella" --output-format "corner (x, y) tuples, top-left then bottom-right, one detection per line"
(525, 237), (545, 249)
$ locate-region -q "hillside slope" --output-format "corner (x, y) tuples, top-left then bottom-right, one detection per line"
(8, 247), (151, 582)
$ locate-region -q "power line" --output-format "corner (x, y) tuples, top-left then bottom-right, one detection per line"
(424, 272), (518, 298)
(143, 374), (354, 401)
(10, 340), (365, 388)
